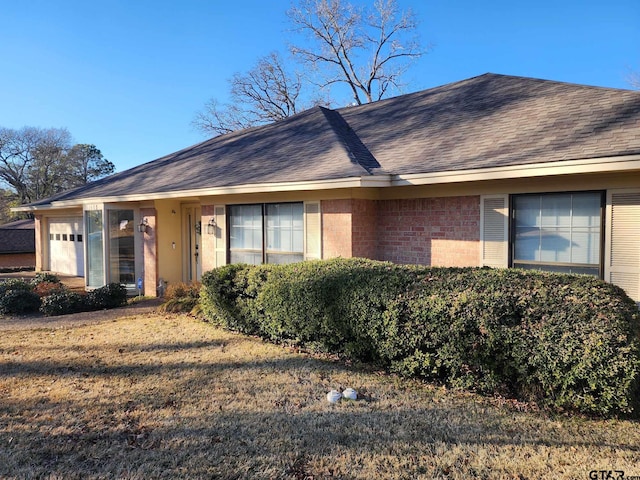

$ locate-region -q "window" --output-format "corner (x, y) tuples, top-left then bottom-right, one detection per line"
(229, 203), (304, 265)
(512, 192), (603, 276)
(108, 210), (135, 286)
(70, 234), (75, 241)
(86, 210), (104, 288)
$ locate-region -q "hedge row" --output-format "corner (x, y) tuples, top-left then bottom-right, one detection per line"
(200, 258), (640, 417)
(0, 276), (128, 316)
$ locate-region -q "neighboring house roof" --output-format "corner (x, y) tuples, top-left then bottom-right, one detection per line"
(0, 219), (35, 230)
(21, 73), (640, 208)
(0, 220), (35, 254)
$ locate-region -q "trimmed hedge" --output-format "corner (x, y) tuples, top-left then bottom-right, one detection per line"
(0, 277), (128, 316)
(200, 258), (640, 417)
(0, 279), (41, 315)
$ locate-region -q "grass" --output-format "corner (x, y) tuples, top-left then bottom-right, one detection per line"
(0, 313), (639, 479)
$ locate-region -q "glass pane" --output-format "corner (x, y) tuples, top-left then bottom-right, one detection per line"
(571, 230), (600, 264)
(514, 196), (539, 227)
(108, 210), (135, 286)
(266, 253), (304, 264)
(230, 251), (262, 265)
(514, 227), (539, 261)
(266, 203), (303, 257)
(572, 193), (601, 228)
(86, 210), (104, 288)
(541, 194), (571, 227)
(513, 192), (602, 275)
(229, 205), (263, 263)
(540, 227), (571, 262)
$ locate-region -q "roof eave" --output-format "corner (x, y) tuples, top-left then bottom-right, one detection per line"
(392, 154), (640, 186)
(12, 175), (393, 211)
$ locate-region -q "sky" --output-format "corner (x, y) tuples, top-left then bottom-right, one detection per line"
(1, 0), (638, 173)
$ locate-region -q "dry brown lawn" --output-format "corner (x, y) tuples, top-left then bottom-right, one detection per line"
(1, 311), (639, 479)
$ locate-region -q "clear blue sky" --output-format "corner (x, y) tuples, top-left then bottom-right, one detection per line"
(1, 0), (638, 173)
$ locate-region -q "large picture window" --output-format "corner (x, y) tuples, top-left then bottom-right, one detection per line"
(229, 203), (304, 265)
(512, 192), (603, 276)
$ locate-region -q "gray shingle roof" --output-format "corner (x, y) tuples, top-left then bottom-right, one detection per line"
(29, 73), (640, 206)
(340, 73), (640, 175)
(0, 219), (35, 254)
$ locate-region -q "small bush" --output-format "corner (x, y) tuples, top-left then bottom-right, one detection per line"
(201, 258), (640, 417)
(0, 289), (41, 315)
(33, 281), (67, 297)
(86, 283), (128, 310)
(160, 281), (201, 313)
(0, 279), (41, 315)
(39, 290), (84, 316)
(31, 272), (61, 286)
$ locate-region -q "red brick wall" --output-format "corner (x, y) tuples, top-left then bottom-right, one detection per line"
(321, 196), (481, 268)
(351, 199), (377, 258)
(377, 196), (480, 267)
(0, 253), (35, 269)
(321, 199), (353, 258)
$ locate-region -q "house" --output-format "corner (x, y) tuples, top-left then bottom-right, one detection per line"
(0, 219), (36, 270)
(14, 73), (640, 301)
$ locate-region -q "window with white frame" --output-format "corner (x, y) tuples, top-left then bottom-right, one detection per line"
(229, 202), (304, 265)
(512, 192), (603, 276)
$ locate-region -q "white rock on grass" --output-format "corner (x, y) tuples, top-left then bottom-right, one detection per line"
(326, 389), (342, 403)
(342, 388), (357, 400)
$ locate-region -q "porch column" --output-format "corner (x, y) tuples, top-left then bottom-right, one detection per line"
(201, 205), (215, 274)
(140, 208), (158, 297)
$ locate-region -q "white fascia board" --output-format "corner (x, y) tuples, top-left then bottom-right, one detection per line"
(19, 175), (394, 210)
(392, 154), (640, 186)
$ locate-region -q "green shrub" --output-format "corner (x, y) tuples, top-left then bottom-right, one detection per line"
(0, 288), (41, 314)
(86, 283), (128, 310)
(39, 290), (84, 316)
(31, 272), (61, 285)
(200, 258), (640, 417)
(0, 279), (41, 315)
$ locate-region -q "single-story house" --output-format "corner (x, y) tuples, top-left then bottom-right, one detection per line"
(0, 219), (36, 270)
(14, 73), (640, 301)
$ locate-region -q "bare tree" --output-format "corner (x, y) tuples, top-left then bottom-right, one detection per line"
(194, 0), (425, 136)
(0, 127), (113, 205)
(628, 71), (640, 90)
(193, 52), (316, 136)
(288, 0), (425, 105)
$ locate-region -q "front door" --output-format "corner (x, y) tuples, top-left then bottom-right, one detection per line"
(182, 205), (202, 282)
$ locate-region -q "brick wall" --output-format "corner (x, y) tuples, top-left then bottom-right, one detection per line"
(351, 199), (377, 259)
(0, 253), (35, 269)
(321, 199), (354, 258)
(377, 196), (480, 267)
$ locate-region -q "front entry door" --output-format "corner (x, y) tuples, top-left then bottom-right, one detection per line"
(182, 205), (202, 282)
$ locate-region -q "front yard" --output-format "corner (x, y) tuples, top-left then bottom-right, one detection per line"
(1, 312), (639, 479)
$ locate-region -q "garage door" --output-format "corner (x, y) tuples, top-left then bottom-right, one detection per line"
(48, 217), (84, 276)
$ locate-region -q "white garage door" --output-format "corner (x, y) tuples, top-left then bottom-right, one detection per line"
(49, 217), (84, 276)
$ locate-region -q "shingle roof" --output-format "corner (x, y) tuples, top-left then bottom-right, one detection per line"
(28, 73), (640, 206)
(340, 73), (640, 175)
(0, 230), (35, 254)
